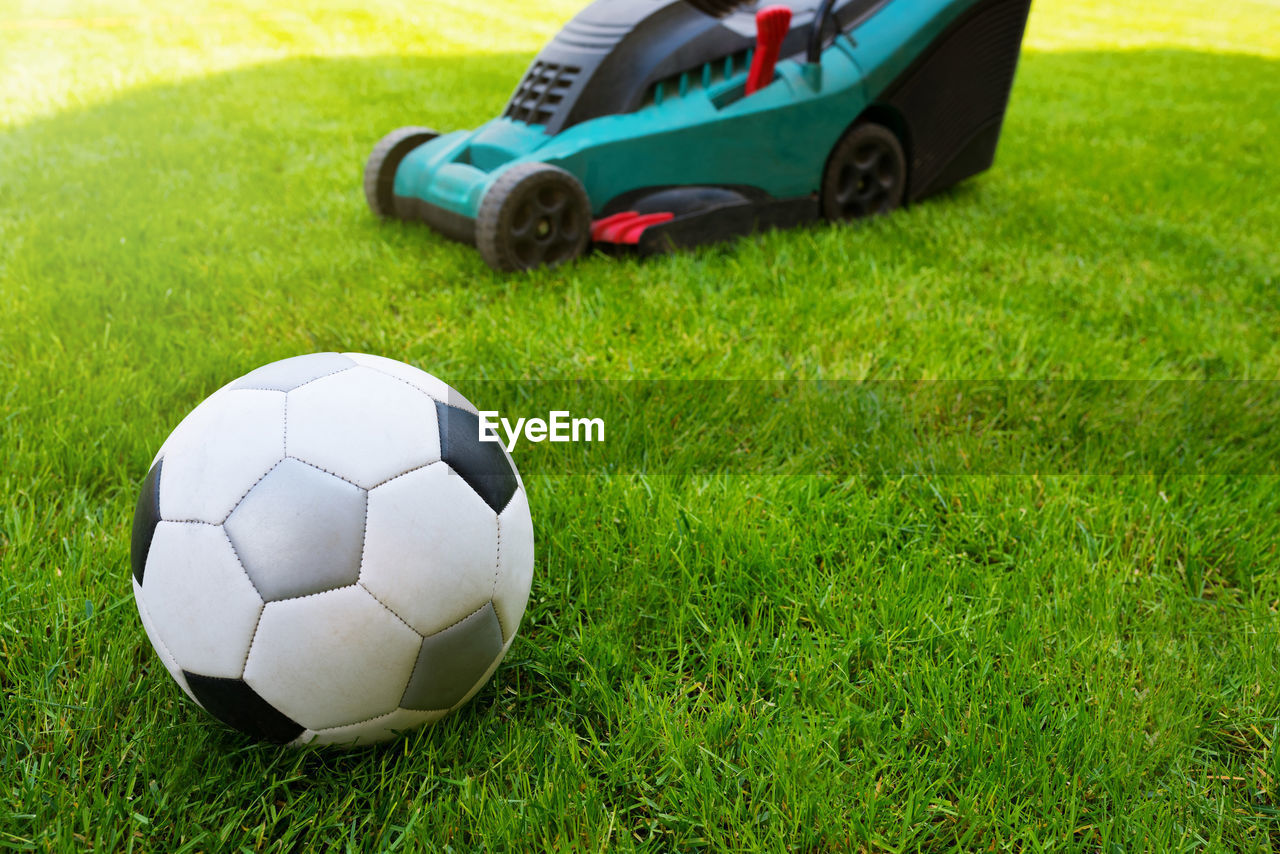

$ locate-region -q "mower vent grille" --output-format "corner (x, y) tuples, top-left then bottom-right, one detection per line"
(504, 61), (581, 127)
(646, 49), (752, 106)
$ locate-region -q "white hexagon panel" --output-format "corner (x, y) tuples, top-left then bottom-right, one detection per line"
(154, 388), (285, 524)
(244, 585), (422, 732)
(286, 366), (440, 489)
(135, 522), (263, 678)
(131, 353), (536, 747)
(361, 462), (498, 635)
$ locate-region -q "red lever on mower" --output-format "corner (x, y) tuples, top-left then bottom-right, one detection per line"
(745, 5), (792, 95)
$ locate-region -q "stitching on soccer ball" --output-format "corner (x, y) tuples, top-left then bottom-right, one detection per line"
(356, 580), (420, 638)
(491, 512), (506, 641)
(317, 705), (449, 734)
(366, 459), (444, 491)
(280, 364), (357, 394)
(260, 581), (361, 606)
(220, 525), (265, 603)
(220, 458), (286, 526)
(236, 600), (266, 679)
(283, 455), (366, 490)
(422, 599), (495, 640)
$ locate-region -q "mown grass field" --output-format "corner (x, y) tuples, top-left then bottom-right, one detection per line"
(2, 0), (1279, 850)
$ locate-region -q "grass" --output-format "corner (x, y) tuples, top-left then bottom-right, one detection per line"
(2, 0), (1279, 849)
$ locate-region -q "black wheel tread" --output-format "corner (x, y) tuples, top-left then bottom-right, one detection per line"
(364, 126), (438, 218)
(475, 162), (591, 272)
(821, 122), (907, 222)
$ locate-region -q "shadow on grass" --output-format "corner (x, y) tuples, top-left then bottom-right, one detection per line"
(1, 47), (1276, 304)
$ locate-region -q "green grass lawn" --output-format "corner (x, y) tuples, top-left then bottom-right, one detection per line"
(3, 0), (1279, 850)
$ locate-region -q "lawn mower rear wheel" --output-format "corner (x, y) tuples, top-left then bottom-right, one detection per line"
(821, 122), (907, 221)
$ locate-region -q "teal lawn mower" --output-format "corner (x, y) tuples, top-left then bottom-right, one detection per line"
(364, 0), (1032, 272)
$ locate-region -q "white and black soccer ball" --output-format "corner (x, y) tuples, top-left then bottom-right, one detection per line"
(130, 353), (534, 746)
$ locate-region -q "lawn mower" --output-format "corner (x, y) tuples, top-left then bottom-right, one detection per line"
(364, 0), (1033, 271)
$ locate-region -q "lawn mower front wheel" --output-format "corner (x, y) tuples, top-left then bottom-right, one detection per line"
(476, 163), (591, 272)
(821, 122), (907, 221)
(364, 126), (439, 219)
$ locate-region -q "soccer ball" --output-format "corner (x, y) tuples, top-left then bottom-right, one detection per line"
(129, 353), (534, 746)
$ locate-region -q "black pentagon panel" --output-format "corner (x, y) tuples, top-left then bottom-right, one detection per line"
(435, 401), (518, 514)
(183, 672), (304, 744)
(131, 459), (163, 585)
(402, 601), (505, 711)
